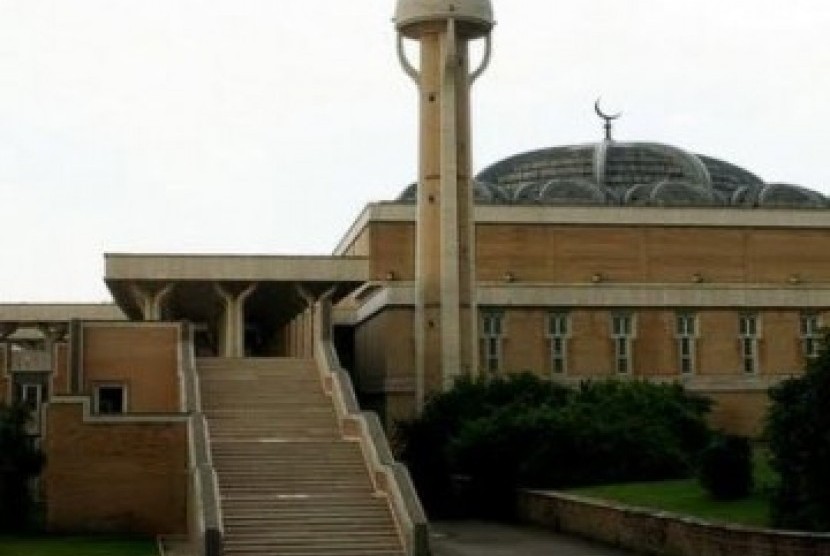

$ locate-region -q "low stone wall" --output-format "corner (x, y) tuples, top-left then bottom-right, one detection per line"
(518, 490), (830, 556)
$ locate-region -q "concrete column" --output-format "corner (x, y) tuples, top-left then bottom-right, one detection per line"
(297, 313), (305, 357)
(399, 17), (488, 409)
(314, 290), (335, 344)
(290, 319), (298, 357)
(214, 283), (256, 358)
(131, 282), (175, 321)
(294, 284), (318, 358)
(38, 322), (68, 371)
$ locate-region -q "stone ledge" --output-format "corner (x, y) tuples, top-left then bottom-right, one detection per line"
(518, 490), (830, 556)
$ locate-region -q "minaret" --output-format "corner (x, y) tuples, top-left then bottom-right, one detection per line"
(394, 0), (494, 409)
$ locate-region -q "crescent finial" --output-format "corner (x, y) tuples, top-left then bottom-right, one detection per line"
(594, 97), (622, 141)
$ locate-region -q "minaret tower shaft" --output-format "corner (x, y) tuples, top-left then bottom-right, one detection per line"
(395, 0), (494, 408)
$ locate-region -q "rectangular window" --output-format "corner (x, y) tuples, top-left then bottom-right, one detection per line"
(547, 312), (570, 375)
(611, 313), (635, 375)
(94, 384), (127, 415)
(480, 311), (504, 373)
(739, 314), (759, 375)
(676, 313), (698, 375)
(801, 313), (822, 359)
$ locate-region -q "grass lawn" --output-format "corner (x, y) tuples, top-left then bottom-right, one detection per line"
(567, 449), (777, 528)
(0, 535), (157, 556)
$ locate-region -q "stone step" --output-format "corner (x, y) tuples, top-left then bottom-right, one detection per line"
(223, 537), (402, 548)
(224, 534), (401, 546)
(214, 465), (368, 474)
(209, 426), (340, 432)
(197, 357), (314, 365)
(220, 497), (391, 509)
(198, 357), (405, 555)
(209, 422), (338, 427)
(204, 403), (329, 408)
(205, 411), (336, 419)
(224, 546), (403, 556)
(202, 383), (319, 389)
(220, 486), (372, 495)
(210, 442), (362, 453)
(223, 513), (393, 524)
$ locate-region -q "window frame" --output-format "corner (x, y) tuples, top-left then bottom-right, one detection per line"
(546, 311), (570, 376)
(738, 313), (760, 375)
(610, 312), (636, 375)
(480, 310), (505, 374)
(800, 312), (822, 359)
(93, 383), (128, 415)
(675, 312), (698, 376)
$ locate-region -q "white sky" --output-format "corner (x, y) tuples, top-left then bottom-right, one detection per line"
(1, 1), (828, 302)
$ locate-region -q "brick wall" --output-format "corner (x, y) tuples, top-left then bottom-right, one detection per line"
(704, 390), (772, 437)
(474, 224), (830, 284)
(370, 222), (415, 281)
(355, 308), (416, 391)
(82, 323), (181, 413)
(42, 401), (188, 534)
(52, 342), (69, 396)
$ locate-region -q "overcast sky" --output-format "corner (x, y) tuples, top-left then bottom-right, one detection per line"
(1, 1), (828, 302)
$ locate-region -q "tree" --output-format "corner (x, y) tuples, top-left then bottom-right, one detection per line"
(0, 403), (44, 532)
(698, 434), (753, 500)
(766, 333), (830, 531)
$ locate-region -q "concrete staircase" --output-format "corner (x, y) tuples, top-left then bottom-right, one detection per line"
(197, 357), (405, 556)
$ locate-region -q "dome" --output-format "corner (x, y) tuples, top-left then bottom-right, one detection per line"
(395, 139), (828, 208)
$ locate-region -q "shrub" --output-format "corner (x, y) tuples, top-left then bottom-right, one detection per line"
(0, 403), (44, 532)
(765, 333), (830, 531)
(698, 434), (753, 500)
(397, 373), (713, 518)
(395, 373), (570, 517)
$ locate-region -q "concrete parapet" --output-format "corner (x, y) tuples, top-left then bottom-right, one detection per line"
(181, 325), (224, 556)
(315, 296), (430, 556)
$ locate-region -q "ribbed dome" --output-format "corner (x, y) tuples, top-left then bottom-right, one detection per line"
(397, 140), (828, 208)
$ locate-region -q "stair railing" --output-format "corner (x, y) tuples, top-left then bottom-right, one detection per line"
(181, 324), (225, 556)
(313, 299), (430, 556)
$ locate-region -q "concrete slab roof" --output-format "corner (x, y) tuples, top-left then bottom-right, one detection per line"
(104, 254), (370, 322)
(105, 253), (369, 282)
(0, 303), (124, 323)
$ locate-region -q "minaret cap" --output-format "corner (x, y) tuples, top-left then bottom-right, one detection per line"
(395, 0), (494, 39)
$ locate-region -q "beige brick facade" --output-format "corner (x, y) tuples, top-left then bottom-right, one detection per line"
(36, 322), (189, 534)
(42, 401), (188, 534)
(81, 324), (182, 413)
(347, 219), (830, 434)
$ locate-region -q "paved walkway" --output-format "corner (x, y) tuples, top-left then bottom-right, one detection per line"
(161, 521), (633, 556)
(431, 520), (634, 556)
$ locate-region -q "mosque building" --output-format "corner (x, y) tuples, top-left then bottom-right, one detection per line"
(0, 0), (828, 552)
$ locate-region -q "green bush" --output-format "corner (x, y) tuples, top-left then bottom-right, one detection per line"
(765, 333), (830, 531)
(0, 403), (44, 532)
(698, 434), (753, 500)
(397, 374), (713, 517)
(395, 373), (570, 517)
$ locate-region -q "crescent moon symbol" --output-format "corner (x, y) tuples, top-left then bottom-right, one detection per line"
(595, 98), (622, 120)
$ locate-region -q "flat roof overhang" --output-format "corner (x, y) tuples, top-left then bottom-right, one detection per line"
(105, 254), (370, 322)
